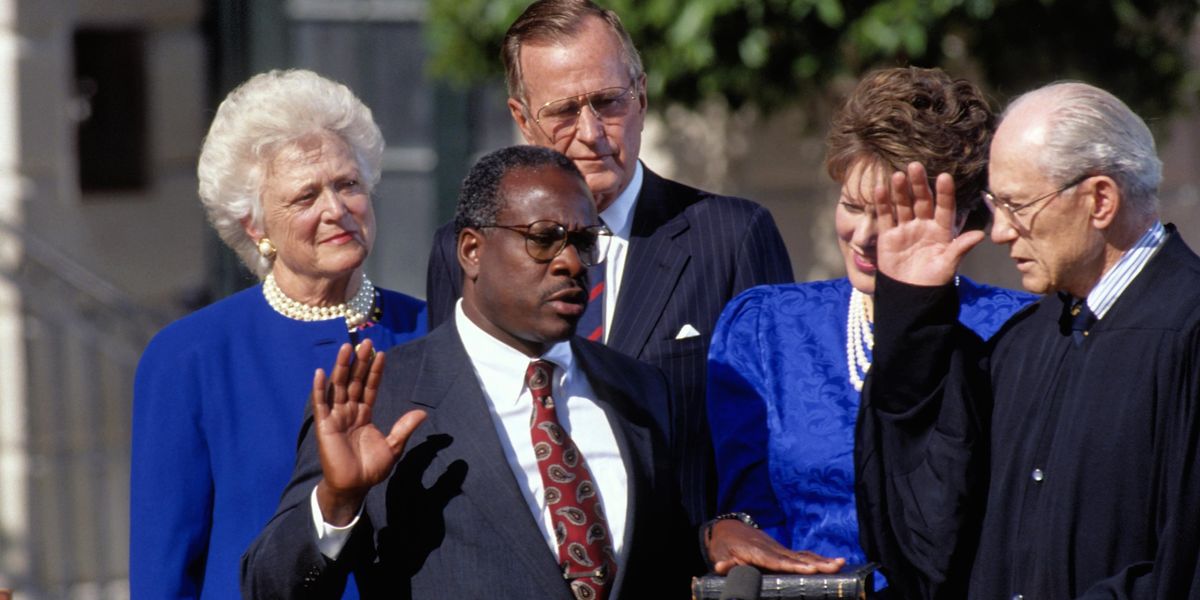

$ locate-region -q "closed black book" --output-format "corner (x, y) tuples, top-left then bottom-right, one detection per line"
(690, 563), (878, 600)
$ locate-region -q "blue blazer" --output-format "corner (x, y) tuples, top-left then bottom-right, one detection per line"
(425, 166), (794, 528)
(131, 285), (426, 600)
(241, 322), (699, 598)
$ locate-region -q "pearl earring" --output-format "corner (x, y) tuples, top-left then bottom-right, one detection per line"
(257, 238), (277, 259)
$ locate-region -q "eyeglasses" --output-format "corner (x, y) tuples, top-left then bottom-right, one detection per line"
(982, 174), (1091, 220)
(481, 220), (612, 267)
(532, 82), (639, 142)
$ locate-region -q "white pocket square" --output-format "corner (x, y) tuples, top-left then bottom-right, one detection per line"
(674, 324), (701, 340)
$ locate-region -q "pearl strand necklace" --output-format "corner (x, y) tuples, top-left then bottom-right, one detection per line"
(846, 288), (873, 392)
(847, 276), (959, 392)
(262, 273), (376, 330)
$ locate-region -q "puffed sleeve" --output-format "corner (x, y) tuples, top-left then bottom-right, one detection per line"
(130, 330), (213, 599)
(707, 288), (789, 544)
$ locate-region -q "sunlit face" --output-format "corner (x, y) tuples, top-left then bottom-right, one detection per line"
(464, 166), (597, 356)
(835, 160), (885, 295)
(508, 16), (646, 212)
(988, 113), (1103, 297)
(251, 132), (373, 297)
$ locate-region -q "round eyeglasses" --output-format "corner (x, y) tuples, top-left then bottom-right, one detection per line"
(532, 82), (639, 142)
(982, 174), (1091, 221)
(481, 220), (612, 267)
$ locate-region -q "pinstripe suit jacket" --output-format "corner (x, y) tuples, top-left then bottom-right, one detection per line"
(425, 166), (795, 531)
(241, 321), (698, 598)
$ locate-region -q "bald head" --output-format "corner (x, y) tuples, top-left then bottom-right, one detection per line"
(986, 82), (1163, 297)
(995, 82), (1161, 219)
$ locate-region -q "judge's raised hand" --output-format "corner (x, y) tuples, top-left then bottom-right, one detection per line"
(876, 162), (986, 286)
(708, 519), (845, 576)
(313, 339), (426, 525)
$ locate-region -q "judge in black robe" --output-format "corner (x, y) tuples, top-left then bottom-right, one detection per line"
(855, 82), (1200, 600)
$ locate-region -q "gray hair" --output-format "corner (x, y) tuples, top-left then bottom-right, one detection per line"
(197, 69), (384, 277)
(1003, 81), (1161, 217)
(502, 0), (644, 106)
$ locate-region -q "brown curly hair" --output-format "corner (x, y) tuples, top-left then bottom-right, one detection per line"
(825, 67), (994, 230)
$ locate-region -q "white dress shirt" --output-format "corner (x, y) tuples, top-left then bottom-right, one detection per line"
(313, 300), (629, 569)
(596, 161), (644, 343)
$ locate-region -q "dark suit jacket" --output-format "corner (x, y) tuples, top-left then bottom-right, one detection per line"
(241, 321), (698, 599)
(426, 166), (794, 528)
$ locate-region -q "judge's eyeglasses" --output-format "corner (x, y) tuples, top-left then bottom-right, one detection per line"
(982, 174), (1091, 222)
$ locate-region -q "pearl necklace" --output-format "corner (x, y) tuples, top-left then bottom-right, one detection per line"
(847, 276), (959, 392)
(262, 273), (376, 330)
(846, 288), (873, 392)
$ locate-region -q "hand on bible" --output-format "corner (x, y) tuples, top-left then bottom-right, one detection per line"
(707, 519), (845, 575)
(875, 162), (985, 287)
(313, 340), (426, 525)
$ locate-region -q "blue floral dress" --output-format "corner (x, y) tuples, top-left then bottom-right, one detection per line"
(707, 277), (1034, 570)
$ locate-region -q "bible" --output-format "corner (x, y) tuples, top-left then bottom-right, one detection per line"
(691, 563), (878, 600)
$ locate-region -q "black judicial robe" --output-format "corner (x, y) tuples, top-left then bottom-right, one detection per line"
(856, 226), (1200, 600)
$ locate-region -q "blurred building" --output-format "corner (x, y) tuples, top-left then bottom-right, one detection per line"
(0, 0), (1195, 598)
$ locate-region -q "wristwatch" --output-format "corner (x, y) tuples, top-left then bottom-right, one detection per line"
(701, 512), (760, 571)
(711, 512), (759, 531)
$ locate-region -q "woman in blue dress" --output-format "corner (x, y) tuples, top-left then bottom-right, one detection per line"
(703, 67), (1036, 582)
(130, 69), (426, 599)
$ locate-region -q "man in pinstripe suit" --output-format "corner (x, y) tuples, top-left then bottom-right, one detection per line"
(425, 0), (794, 535)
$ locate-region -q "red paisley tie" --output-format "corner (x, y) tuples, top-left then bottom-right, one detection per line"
(526, 360), (617, 600)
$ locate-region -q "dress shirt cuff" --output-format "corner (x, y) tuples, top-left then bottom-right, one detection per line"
(310, 486), (362, 559)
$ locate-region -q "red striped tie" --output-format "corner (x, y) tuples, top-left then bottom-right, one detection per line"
(578, 262), (605, 342)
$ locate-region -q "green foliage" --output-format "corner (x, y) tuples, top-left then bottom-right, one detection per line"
(426, 0), (1199, 119)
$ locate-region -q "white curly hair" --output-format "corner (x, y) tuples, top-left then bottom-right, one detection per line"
(197, 69), (385, 277)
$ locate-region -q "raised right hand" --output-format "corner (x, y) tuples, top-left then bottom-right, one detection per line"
(312, 340), (426, 525)
(875, 162), (985, 287)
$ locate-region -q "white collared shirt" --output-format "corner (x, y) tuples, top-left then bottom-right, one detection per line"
(596, 161), (644, 342)
(1085, 220), (1168, 319)
(312, 300), (629, 568)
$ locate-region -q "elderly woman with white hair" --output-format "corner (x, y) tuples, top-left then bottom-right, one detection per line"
(130, 69), (426, 600)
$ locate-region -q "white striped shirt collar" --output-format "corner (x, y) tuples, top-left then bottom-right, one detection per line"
(1084, 220), (1167, 319)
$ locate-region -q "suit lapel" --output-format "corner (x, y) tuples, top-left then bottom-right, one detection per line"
(609, 168), (691, 358)
(410, 324), (567, 591)
(572, 340), (655, 599)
